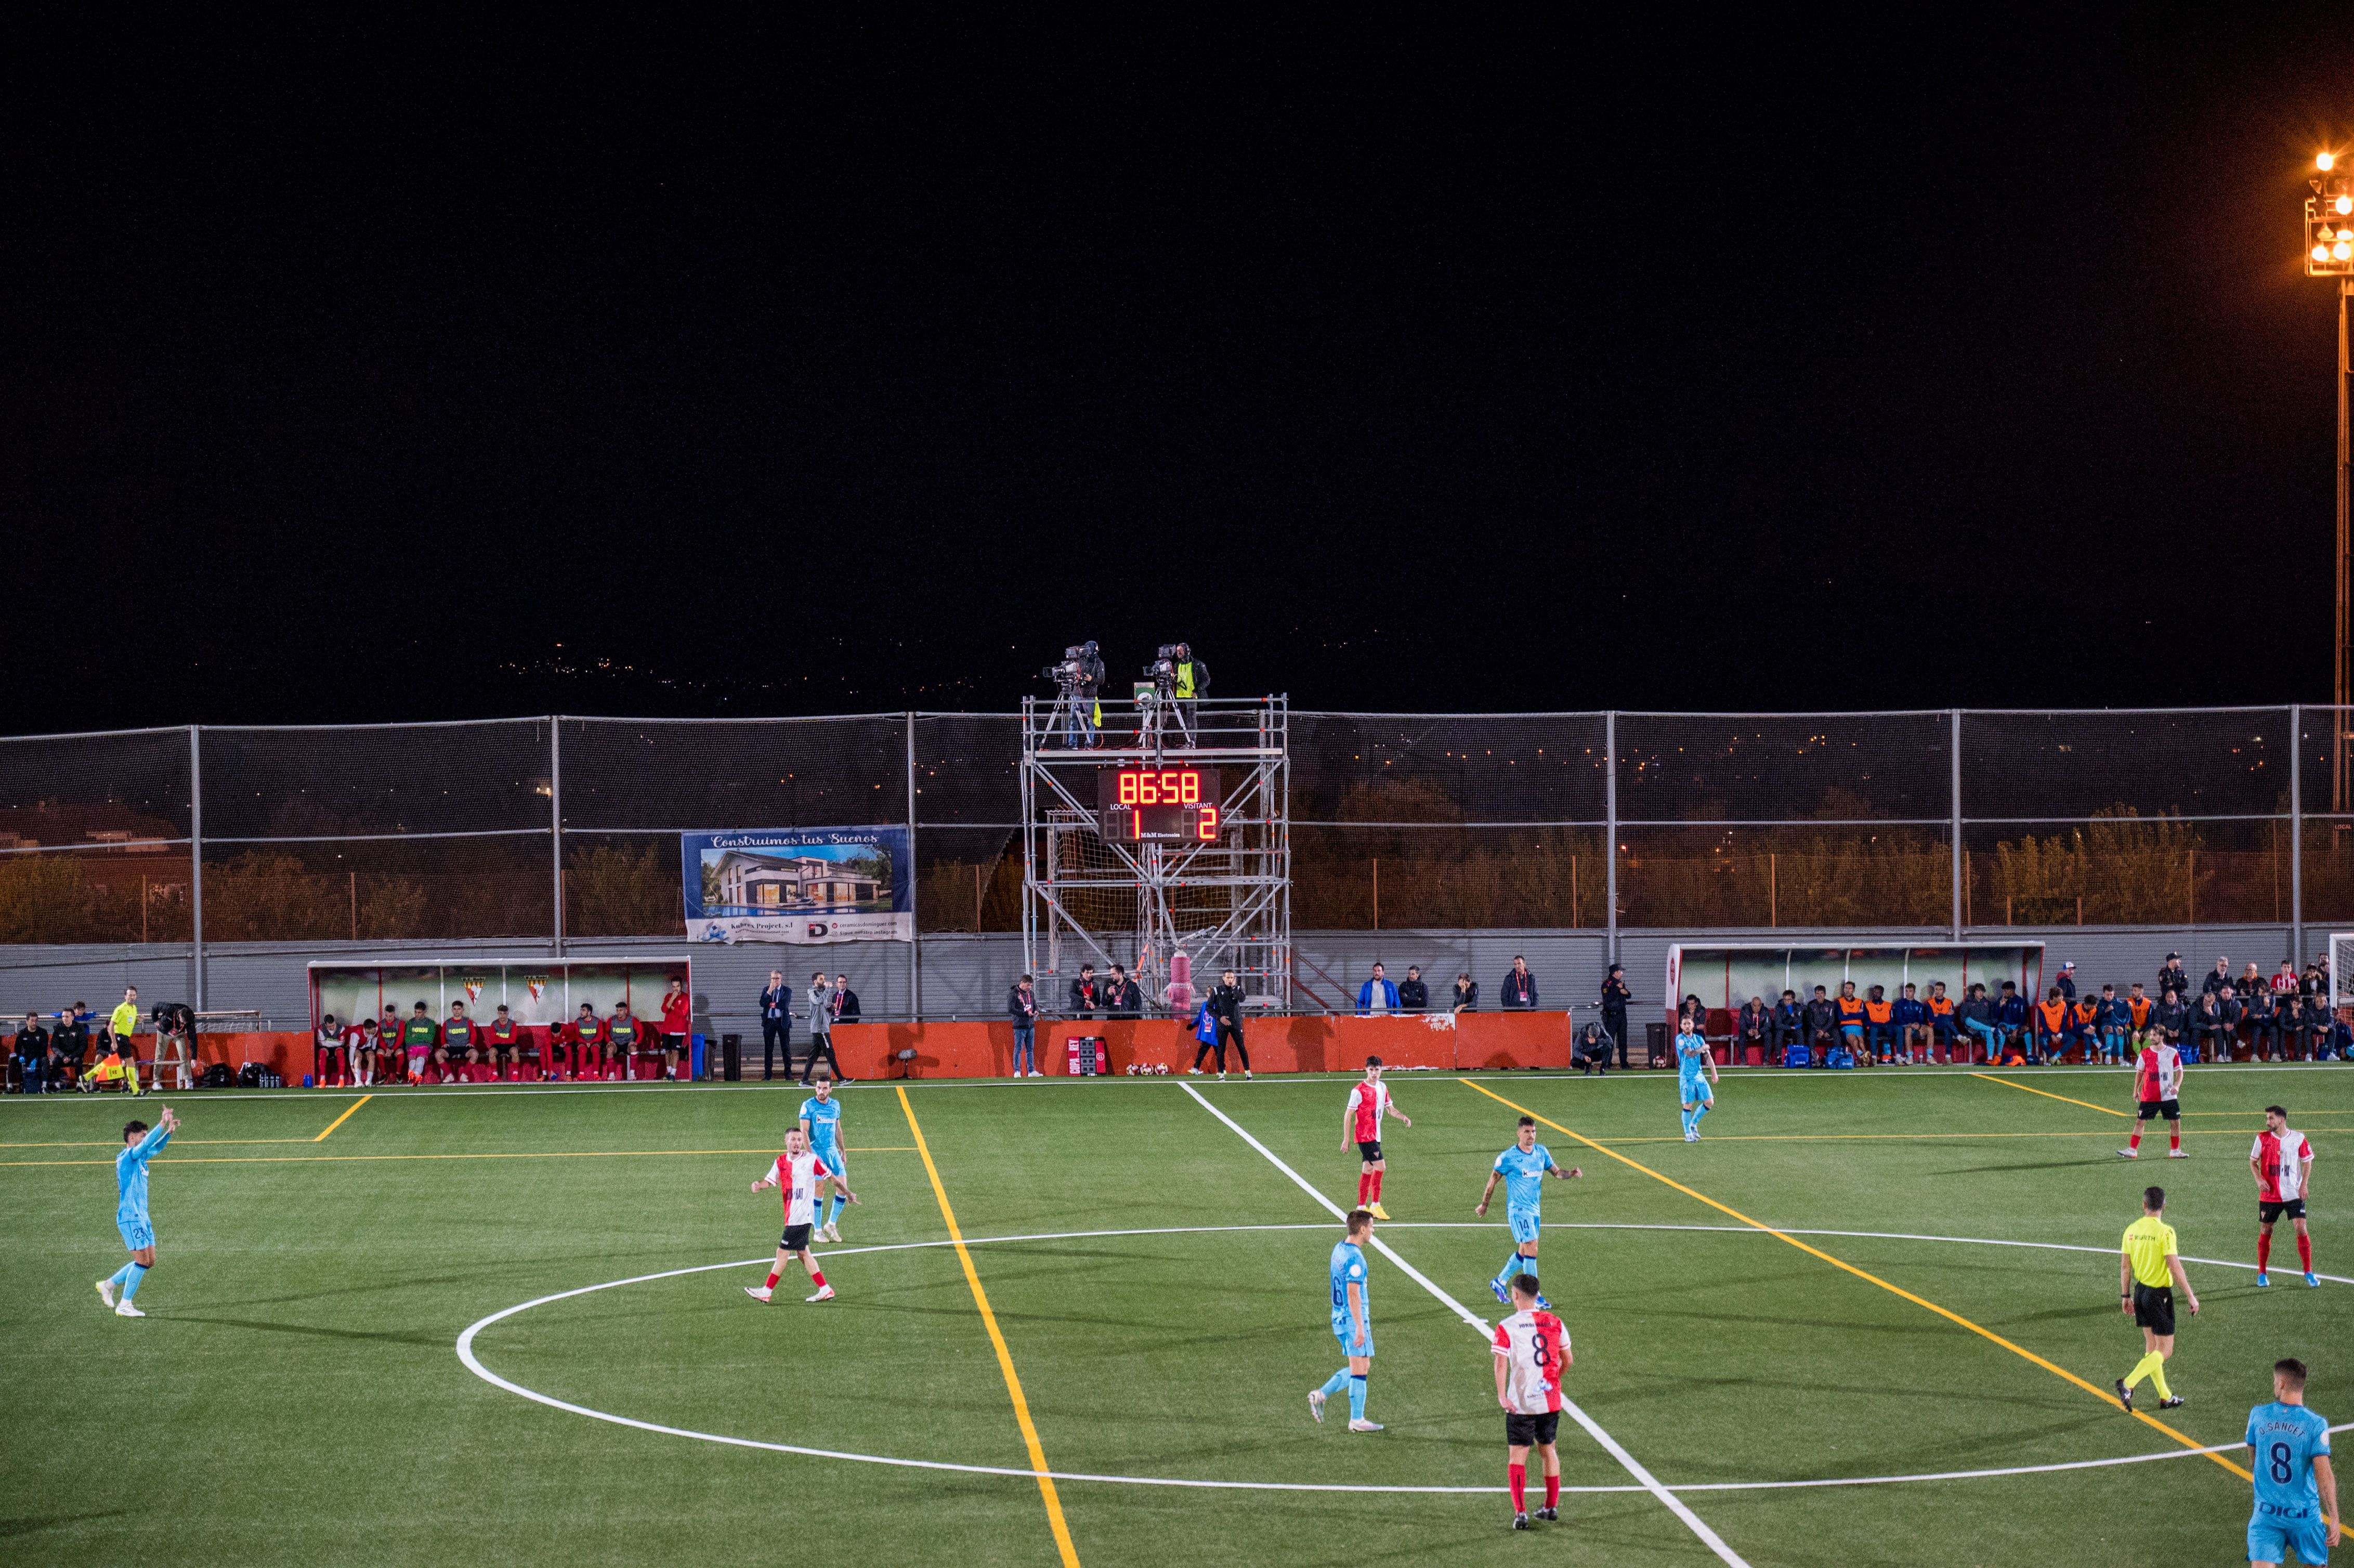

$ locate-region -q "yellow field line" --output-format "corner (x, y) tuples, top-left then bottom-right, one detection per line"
(1459, 1078), (2251, 1480)
(1969, 1074), (2131, 1117)
(313, 1094), (372, 1141)
(0, 1148), (916, 1168)
(897, 1086), (1081, 1567)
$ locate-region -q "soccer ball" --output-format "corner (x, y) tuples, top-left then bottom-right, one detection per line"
(1152, 1062), (1168, 1075)
(1126, 1064), (1139, 1076)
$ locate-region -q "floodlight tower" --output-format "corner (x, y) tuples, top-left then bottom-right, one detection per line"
(2310, 150), (2354, 809)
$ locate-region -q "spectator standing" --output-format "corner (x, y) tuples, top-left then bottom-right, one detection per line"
(1202, 968), (1251, 1079)
(760, 971), (793, 1081)
(1008, 974), (1040, 1077)
(660, 976), (693, 1082)
(1397, 966), (1429, 1012)
(2054, 961), (2077, 1003)
(1104, 965), (1142, 1019)
(803, 972), (841, 1085)
(833, 975), (861, 1024)
(2156, 952), (2192, 1005)
(1501, 957), (1538, 1010)
(2203, 957), (2233, 998)
(1358, 963), (1400, 1016)
(1068, 963), (1100, 1020)
(1453, 973), (1480, 1015)
(1599, 965), (1632, 1050)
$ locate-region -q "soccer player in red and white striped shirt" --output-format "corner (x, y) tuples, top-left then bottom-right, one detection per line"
(1493, 1273), (1571, 1531)
(747, 1129), (858, 1303)
(1341, 1057), (1411, 1220)
(2119, 1034), (2186, 1159)
(2252, 1105), (2319, 1288)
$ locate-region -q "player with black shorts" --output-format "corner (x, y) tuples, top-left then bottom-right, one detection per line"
(1492, 1273), (1571, 1530)
(2115, 1185), (2199, 1413)
(1342, 1057), (1411, 1219)
(2118, 1033), (2186, 1159)
(2251, 1105), (2319, 1288)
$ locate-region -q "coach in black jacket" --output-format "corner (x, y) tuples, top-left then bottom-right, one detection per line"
(1396, 967), (1429, 1011)
(1501, 957), (1538, 1009)
(758, 972), (793, 1080)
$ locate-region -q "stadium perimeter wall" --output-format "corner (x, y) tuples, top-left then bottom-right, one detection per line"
(0, 922), (2315, 1042)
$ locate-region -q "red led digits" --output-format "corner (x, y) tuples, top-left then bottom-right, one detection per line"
(1197, 804), (1219, 840)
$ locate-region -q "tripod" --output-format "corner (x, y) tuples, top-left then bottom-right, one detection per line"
(1044, 681), (1095, 749)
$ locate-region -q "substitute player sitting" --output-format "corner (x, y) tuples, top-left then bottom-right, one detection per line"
(1677, 1023), (1719, 1142)
(1309, 1208), (1383, 1432)
(1342, 1057), (1410, 1219)
(798, 1074), (849, 1242)
(2252, 1105), (2319, 1288)
(2120, 1031), (2187, 1159)
(97, 1105), (178, 1318)
(2246, 1356), (2338, 1568)
(746, 1127), (856, 1303)
(1493, 1272), (1571, 1531)
(1475, 1115), (1581, 1307)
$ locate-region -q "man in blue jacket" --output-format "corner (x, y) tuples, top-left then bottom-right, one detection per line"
(1991, 981), (2030, 1063)
(1357, 963), (1400, 1016)
(759, 970), (793, 1081)
(1892, 984), (1930, 1065)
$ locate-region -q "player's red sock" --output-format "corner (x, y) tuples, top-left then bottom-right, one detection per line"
(1508, 1462), (1526, 1513)
(765, 1271), (780, 1290)
(2127, 1130), (2141, 1152)
(1545, 1472), (1559, 1509)
(2169, 1128), (2180, 1152)
(809, 1269), (827, 1288)
(2259, 1232), (2272, 1272)
(2298, 1233), (2313, 1273)
(1370, 1170), (1383, 1204)
(1357, 1173), (1371, 1206)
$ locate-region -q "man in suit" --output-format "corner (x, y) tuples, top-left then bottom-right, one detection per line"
(759, 970), (793, 1080)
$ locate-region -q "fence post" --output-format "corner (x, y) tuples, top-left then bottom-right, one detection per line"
(906, 711), (921, 1021)
(1950, 709), (1964, 940)
(2292, 702), (2304, 968)
(550, 717), (564, 959)
(189, 725), (204, 1011)
(1604, 711), (1618, 966)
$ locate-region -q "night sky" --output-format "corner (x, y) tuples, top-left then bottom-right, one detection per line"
(9, 14), (2352, 733)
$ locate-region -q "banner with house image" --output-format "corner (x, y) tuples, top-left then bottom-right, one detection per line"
(682, 827), (912, 944)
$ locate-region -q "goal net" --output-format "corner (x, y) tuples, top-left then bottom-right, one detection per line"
(2331, 934), (2354, 1009)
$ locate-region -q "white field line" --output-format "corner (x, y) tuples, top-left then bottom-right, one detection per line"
(1175, 1081), (1749, 1566)
(455, 1222), (2348, 1497)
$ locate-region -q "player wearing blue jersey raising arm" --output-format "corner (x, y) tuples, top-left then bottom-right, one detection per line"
(1677, 1024), (1720, 1142)
(2246, 1356), (2338, 1568)
(1308, 1209), (1384, 1433)
(96, 1105), (178, 1318)
(798, 1073), (849, 1242)
(1474, 1116), (1581, 1307)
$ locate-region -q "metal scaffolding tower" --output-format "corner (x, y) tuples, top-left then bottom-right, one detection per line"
(1020, 695), (1290, 1011)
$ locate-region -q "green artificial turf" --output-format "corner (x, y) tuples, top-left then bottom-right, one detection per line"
(4, 1063), (2351, 1566)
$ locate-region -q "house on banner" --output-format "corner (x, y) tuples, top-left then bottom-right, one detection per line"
(709, 849), (882, 914)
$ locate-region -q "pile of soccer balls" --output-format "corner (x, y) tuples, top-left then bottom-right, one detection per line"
(1124, 1062), (1170, 1075)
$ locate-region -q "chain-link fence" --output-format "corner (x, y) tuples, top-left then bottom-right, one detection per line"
(6, 708), (2353, 981)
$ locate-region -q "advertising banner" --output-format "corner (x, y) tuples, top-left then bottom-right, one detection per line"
(682, 826), (912, 945)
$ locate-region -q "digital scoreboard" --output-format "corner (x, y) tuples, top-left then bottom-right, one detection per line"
(1097, 766), (1222, 842)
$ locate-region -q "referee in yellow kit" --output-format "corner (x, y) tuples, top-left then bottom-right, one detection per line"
(2115, 1184), (2199, 1413)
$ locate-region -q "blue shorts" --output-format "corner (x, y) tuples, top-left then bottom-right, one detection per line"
(1680, 1076), (1712, 1104)
(812, 1144), (846, 1181)
(1330, 1314), (1373, 1359)
(1839, 1023), (1864, 1040)
(1507, 1206), (1542, 1246)
(2248, 1507), (2328, 1565)
(118, 1216), (153, 1252)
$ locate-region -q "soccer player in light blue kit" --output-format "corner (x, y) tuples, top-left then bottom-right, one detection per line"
(797, 1073), (849, 1242)
(97, 1104), (178, 1319)
(1309, 1209), (1383, 1432)
(1475, 1115), (1582, 1308)
(2247, 1356), (2338, 1568)
(1677, 1024), (1720, 1142)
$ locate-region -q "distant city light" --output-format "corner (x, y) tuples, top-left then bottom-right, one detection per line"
(2324, 152), (2339, 172)
(2338, 195), (2354, 215)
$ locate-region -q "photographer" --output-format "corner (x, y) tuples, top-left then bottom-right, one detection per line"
(1044, 643), (1104, 749)
(1171, 643), (1207, 746)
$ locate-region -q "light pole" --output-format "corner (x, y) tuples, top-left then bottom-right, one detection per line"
(2309, 152), (2354, 811)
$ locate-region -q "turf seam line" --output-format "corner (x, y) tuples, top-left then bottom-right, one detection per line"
(312, 1093), (371, 1141)
(1967, 1073), (2131, 1117)
(896, 1085), (1083, 1568)
(1177, 1081), (1751, 1567)
(1457, 1078), (2255, 1483)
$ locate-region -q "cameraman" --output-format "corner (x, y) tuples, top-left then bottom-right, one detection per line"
(1172, 643), (1208, 747)
(1046, 645), (1101, 750)
(1077, 641), (1105, 749)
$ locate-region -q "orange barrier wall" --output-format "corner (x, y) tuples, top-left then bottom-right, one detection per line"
(829, 1011), (1581, 1079)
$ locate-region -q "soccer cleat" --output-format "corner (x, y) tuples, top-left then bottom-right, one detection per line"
(2114, 1378), (2133, 1413)
(2257, 1272), (2271, 1287)
(2116, 1148), (2138, 1159)
(2308, 1273), (2322, 1288)
(1308, 1390), (1326, 1424)
(2167, 1149), (2189, 1159)
(1512, 1512), (1531, 1531)
(743, 1286), (773, 1302)
(1245, 1070), (1253, 1080)
(826, 1222), (843, 1243)
(95, 1278), (115, 1310)
(2157, 1395), (2185, 1410)
(806, 1285), (836, 1302)
(1347, 1418), (1383, 1432)
(1367, 1203), (1390, 1221)
(1535, 1295), (1552, 1311)
(1218, 1072), (1226, 1080)
(1490, 1276), (1511, 1305)
(1188, 1065), (1202, 1074)
(114, 1302), (144, 1317)
(1535, 1507), (1558, 1523)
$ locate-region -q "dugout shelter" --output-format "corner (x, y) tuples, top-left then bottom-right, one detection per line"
(1665, 941), (2045, 1061)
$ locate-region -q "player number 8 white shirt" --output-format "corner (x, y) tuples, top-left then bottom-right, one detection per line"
(1492, 1307), (1569, 1415)
(773, 1151), (834, 1226)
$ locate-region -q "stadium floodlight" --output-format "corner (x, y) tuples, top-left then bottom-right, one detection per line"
(2308, 154), (2354, 811)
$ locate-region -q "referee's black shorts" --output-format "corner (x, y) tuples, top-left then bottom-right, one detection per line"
(2131, 1281), (2176, 1336)
(1505, 1410), (1561, 1447)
